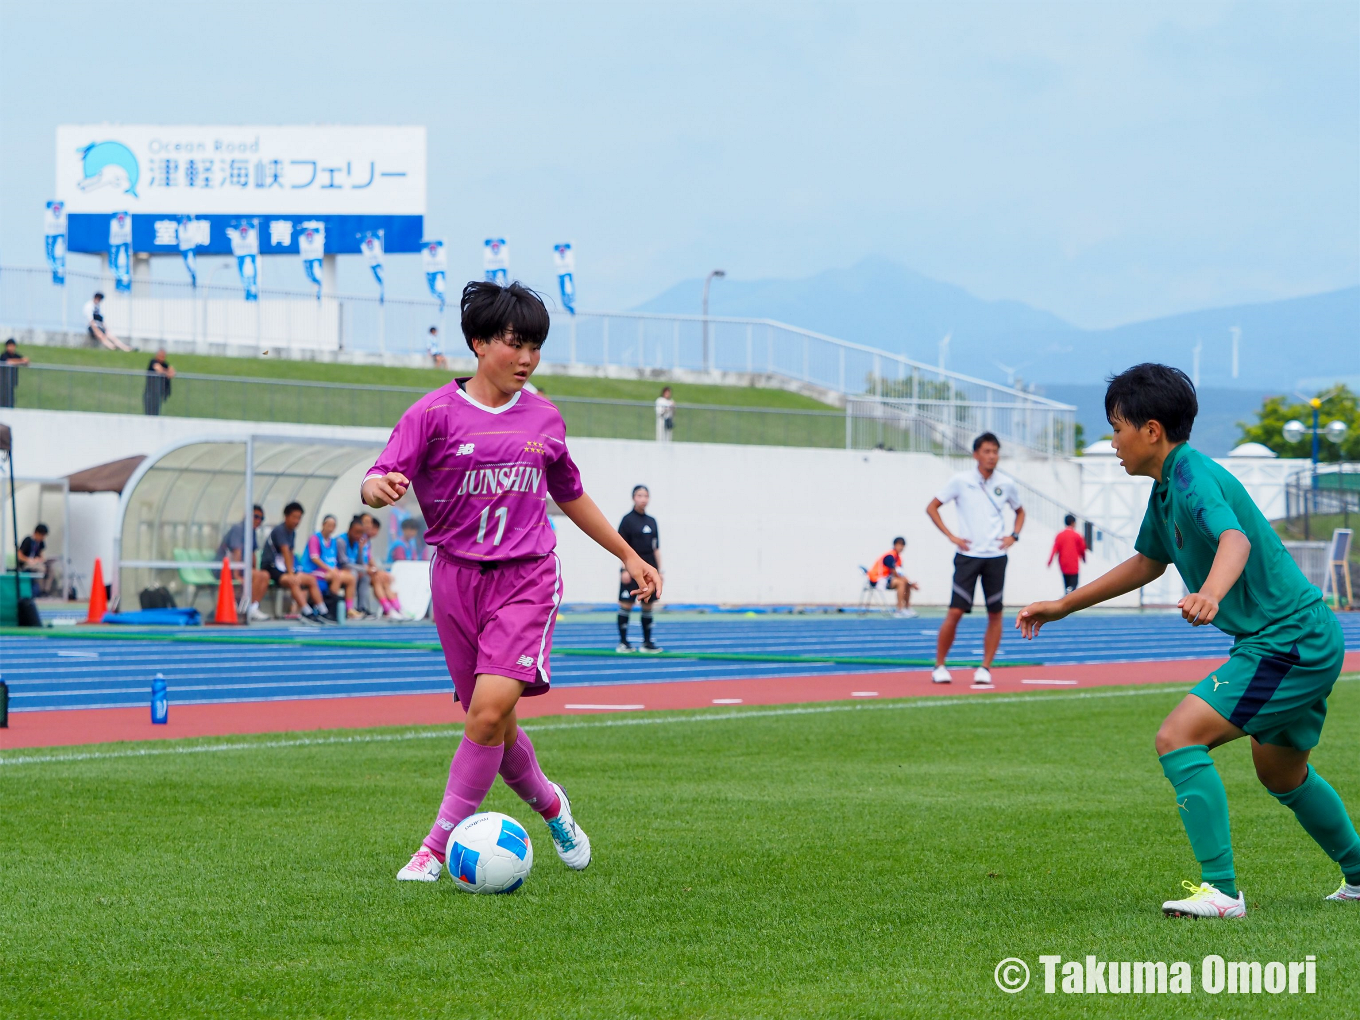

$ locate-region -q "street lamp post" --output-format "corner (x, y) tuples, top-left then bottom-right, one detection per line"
(1283, 401), (1348, 539)
(701, 269), (726, 373)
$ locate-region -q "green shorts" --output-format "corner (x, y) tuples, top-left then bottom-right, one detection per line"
(1192, 601), (1346, 750)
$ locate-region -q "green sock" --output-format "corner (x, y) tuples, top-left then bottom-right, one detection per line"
(1269, 765), (1360, 885)
(1160, 745), (1237, 897)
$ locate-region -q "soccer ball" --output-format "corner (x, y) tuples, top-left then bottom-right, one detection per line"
(445, 812), (534, 894)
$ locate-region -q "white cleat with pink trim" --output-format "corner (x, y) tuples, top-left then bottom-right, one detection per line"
(1161, 880), (1245, 918)
(396, 846), (443, 882)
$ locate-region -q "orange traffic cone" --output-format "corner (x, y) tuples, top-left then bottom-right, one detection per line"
(84, 558), (108, 623)
(213, 556), (239, 625)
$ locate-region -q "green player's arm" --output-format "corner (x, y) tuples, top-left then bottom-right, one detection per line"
(1180, 529), (1249, 627)
(1016, 553), (1167, 638)
(556, 493), (663, 601)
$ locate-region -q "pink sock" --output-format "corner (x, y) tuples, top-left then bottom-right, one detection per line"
(391, 594), (403, 611)
(499, 730), (560, 819)
(379, 598), (393, 613)
(423, 737), (505, 859)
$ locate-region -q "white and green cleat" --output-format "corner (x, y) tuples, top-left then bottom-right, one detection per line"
(545, 781), (592, 870)
(1325, 881), (1360, 902)
(1162, 880), (1245, 918)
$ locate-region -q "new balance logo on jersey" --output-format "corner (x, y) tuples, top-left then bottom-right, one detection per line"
(456, 443), (475, 456)
(455, 463), (544, 496)
(517, 654), (536, 668)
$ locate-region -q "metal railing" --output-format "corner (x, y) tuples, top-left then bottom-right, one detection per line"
(1, 264), (1075, 456)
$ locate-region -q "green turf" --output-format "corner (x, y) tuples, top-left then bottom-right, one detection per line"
(3, 681), (1359, 1018)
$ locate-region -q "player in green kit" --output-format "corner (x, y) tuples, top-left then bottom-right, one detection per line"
(1017, 364), (1360, 918)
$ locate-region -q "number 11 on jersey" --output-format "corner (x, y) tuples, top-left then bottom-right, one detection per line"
(477, 506), (508, 545)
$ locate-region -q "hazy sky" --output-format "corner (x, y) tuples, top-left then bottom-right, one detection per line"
(1, 0), (1355, 328)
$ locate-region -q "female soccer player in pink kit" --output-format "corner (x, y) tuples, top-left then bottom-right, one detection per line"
(363, 281), (662, 882)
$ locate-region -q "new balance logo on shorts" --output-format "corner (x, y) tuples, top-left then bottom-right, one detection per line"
(517, 654), (535, 668)
(456, 443), (475, 456)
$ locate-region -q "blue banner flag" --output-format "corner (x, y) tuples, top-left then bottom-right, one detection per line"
(553, 243), (576, 315)
(422, 240), (447, 313)
(44, 202), (67, 286)
(298, 221), (325, 299)
(109, 212), (132, 292)
(228, 219), (260, 301)
(360, 230), (385, 304)
(483, 238), (508, 286)
(178, 215), (207, 288)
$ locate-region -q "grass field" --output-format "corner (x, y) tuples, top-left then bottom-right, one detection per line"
(4, 680), (1359, 1018)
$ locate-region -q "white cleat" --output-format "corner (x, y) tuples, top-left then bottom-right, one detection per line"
(1325, 881), (1360, 902)
(972, 667), (994, 688)
(545, 781), (592, 870)
(1162, 880), (1245, 918)
(894, 608), (918, 619)
(247, 605), (270, 623)
(615, 642), (633, 654)
(931, 665), (952, 684)
(396, 846), (442, 882)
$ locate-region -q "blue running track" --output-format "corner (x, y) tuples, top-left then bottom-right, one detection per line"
(3, 612), (1358, 713)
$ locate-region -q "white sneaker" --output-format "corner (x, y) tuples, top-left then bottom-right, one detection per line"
(894, 608), (918, 619)
(931, 665), (952, 684)
(545, 782), (591, 870)
(1161, 880), (1245, 918)
(615, 642), (633, 653)
(247, 605), (269, 623)
(1325, 881), (1360, 902)
(972, 667), (994, 687)
(396, 846), (442, 882)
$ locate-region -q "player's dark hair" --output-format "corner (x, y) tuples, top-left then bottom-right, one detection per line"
(93, 291), (104, 300)
(632, 485), (649, 497)
(973, 432), (1000, 451)
(253, 504), (264, 515)
(1104, 363), (1197, 442)
(34, 523), (48, 534)
(401, 518), (420, 531)
(283, 501), (304, 517)
(893, 536), (905, 546)
(1064, 514), (1076, 526)
(460, 281), (550, 352)
(349, 515), (365, 528)
(4, 339), (15, 347)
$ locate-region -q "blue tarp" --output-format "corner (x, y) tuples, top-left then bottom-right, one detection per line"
(101, 608), (202, 626)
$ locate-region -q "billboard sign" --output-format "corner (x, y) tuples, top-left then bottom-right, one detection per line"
(56, 125), (425, 255)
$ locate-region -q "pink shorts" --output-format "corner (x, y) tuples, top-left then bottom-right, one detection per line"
(430, 550), (562, 708)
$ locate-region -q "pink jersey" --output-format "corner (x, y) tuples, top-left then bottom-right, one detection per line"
(365, 380), (583, 563)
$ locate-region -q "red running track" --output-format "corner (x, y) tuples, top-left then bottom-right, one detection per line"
(5, 653), (1359, 752)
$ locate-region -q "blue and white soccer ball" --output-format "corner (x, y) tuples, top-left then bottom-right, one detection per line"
(446, 812), (534, 894)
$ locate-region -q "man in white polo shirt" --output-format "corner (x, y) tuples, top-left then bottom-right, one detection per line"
(925, 431), (1025, 687)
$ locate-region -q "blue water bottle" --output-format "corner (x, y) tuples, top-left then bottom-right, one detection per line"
(151, 673), (168, 725)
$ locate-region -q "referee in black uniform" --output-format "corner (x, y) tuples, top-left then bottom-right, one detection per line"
(617, 484), (662, 652)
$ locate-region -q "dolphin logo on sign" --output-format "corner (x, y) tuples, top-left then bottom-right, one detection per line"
(77, 141), (140, 197)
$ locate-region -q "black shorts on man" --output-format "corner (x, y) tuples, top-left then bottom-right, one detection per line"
(950, 554), (1006, 614)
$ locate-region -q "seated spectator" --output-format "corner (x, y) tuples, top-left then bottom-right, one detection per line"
(868, 536), (920, 618)
(361, 513), (406, 618)
(387, 517), (426, 563)
(300, 514), (360, 619)
(17, 524), (50, 595)
(0, 338), (29, 408)
(84, 292), (132, 352)
(258, 502), (329, 623)
(144, 348), (175, 415)
(427, 326), (448, 369)
(343, 515), (404, 619)
(216, 504), (269, 622)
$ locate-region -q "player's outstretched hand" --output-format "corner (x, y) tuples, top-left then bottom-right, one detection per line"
(1178, 592), (1219, 627)
(625, 557), (663, 603)
(1015, 600), (1067, 639)
(361, 472), (410, 508)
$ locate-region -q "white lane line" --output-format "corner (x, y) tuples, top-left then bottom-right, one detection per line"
(1022, 679), (1079, 686)
(851, 691), (878, 698)
(711, 698), (743, 705)
(0, 683), (1214, 768)
(56, 651), (100, 659)
(563, 703), (646, 711)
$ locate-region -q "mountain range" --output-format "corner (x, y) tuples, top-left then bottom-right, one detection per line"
(633, 258), (1360, 395)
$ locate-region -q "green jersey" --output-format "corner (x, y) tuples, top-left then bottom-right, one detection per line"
(1134, 443), (1320, 637)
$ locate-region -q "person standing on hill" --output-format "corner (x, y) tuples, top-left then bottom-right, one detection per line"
(617, 484), (663, 652)
(925, 432), (1025, 688)
(1048, 514), (1087, 595)
(143, 348), (175, 415)
(0, 338), (29, 408)
(655, 386), (675, 442)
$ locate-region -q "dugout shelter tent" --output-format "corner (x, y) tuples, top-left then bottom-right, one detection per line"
(113, 435), (387, 612)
